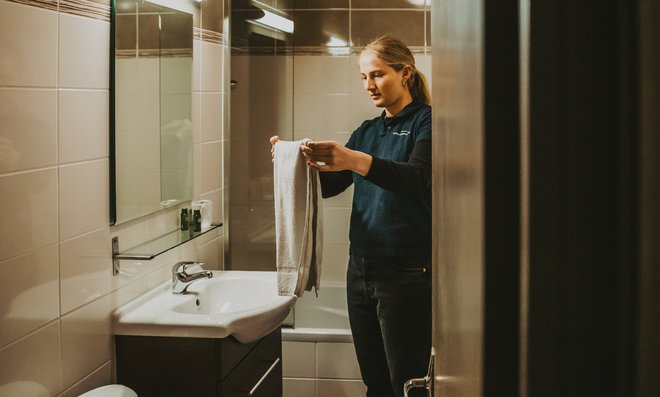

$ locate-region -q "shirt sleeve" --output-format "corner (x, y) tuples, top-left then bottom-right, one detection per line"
(363, 108), (432, 194)
(318, 128), (359, 198)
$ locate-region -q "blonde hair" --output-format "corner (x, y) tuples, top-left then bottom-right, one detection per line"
(361, 35), (431, 105)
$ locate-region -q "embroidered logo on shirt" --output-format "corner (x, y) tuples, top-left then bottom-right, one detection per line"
(392, 130), (411, 136)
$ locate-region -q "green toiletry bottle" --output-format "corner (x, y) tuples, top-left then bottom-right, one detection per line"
(180, 208), (189, 230)
(193, 209), (202, 232)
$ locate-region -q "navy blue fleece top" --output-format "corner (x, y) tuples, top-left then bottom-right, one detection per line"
(319, 98), (432, 257)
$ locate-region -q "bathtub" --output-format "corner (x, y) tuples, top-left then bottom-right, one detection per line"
(282, 284), (353, 343)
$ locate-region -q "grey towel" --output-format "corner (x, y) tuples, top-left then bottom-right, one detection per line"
(273, 139), (323, 297)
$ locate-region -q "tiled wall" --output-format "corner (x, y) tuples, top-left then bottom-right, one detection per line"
(0, 0), (227, 395)
(282, 341), (366, 397)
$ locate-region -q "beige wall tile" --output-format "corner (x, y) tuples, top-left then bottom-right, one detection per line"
(351, 10), (425, 48)
(282, 341), (316, 377)
(193, 39), (202, 92)
(0, 245), (59, 348)
(317, 379), (366, 397)
(59, 228), (113, 314)
(293, 93), (351, 133)
(292, 10), (349, 47)
(0, 169), (58, 262)
(352, 0), (424, 8)
(59, 362), (112, 397)
(193, 92), (202, 144)
(0, 322), (62, 396)
(59, 90), (109, 164)
(0, 1), (57, 87)
(283, 378), (316, 397)
(0, 88), (57, 174)
(201, 42), (223, 92)
(200, 141), (222, 192)
(294, 56), (350, 94)
(323, 207), (350, 245)
(316, 342), (362, 379)
(59, 160), (109, 240)
(193, 142), (203, 197)
(58, 14), (109, 89)
(60, 295), (113, 389)
(201, 92), (223, 142)
(320, 244), (349, 284)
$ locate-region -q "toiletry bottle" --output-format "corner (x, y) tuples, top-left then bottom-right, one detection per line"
(188, 209), (194, 237)
(180, 208), (189, 230)
(193, 209), (202, 232)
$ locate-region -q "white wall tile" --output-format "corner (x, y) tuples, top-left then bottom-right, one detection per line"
(0, 245), (59, 348)
(58, 14), (109, 89)
(0, 322), (61, 396)
(0, 169), (58, 262)
(282, 341), (316, 378)
(59, 160), (109, 240)
(0, 1), (57, 87)
(316, 343), (362, 379)
(201, 92), (223, 142)
(59, 228), (113, 314)
(59, 90), (109, 164)
(60, 295), (113, 389)
(316, 379), (366, 397)
(283, 378), (316, 397)
(200, 141), (222, 192)
(0, 88), (57, 173)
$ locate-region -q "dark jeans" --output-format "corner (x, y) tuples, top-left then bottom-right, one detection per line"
(347, 255), (432, 397)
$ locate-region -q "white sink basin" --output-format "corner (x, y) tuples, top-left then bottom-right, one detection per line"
(113, 271), (296, 343)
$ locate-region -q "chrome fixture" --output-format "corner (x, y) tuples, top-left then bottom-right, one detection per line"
(172, 261), (213, 294)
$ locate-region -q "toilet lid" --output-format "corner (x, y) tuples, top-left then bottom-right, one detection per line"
(78, 384), (137, 397)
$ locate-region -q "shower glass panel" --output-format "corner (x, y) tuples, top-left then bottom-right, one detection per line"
(228, 0), (294, 270)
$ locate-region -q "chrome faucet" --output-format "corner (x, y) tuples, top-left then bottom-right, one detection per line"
(172, 261), (213, 294)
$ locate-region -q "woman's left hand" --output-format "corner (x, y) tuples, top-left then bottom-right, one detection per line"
(300, 141), (373, 176)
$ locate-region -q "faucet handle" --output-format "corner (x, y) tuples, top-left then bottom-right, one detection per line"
(172, 261), (204, 275)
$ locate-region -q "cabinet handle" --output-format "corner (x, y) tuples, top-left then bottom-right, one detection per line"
(248, 358), (280, 396)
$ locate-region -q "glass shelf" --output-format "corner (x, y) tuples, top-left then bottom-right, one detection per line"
(112, 223), (222, 275)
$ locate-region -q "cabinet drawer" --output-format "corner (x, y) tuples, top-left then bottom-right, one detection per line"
(220, 330), (282, 397)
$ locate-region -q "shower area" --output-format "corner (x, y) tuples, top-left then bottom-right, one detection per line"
(227, 0), (431, 393)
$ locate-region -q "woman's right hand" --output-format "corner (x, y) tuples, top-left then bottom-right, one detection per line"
(270, 135), (281, 163)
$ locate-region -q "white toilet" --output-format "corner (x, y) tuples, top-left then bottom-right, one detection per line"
(78, 385), (137, 397)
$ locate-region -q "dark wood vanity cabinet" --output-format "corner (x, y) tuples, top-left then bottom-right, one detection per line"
(116, 328), (282, 397)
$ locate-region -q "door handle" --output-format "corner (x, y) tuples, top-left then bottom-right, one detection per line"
(404, 347), (435, 397)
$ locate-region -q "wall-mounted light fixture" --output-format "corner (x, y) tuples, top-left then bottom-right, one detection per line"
(253, 9), (294, 34)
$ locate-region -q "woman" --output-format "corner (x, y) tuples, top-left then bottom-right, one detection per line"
(271, 35), (432, 397)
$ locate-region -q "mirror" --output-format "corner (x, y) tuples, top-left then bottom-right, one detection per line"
(111, 0), (197, 225)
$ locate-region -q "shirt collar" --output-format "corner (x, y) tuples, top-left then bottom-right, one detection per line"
(380, 97), (423, 126)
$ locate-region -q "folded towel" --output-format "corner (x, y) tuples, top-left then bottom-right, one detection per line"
(273, 139), (323, 297)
